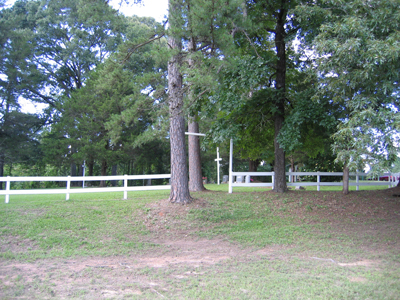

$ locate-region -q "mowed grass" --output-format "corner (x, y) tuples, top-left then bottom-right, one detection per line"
(0, 190), (170, 260)
(1, 184), (400, 299)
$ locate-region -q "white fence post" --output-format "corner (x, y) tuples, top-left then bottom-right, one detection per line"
(356, 170), (359, 191)
(317, 172), (320, 191)
(124, 174), (128, 200)
(272, 172), (274, 190)
(229, 139), (233, 194)
(66, 176), (71, 200)
(5, 176), (10, 203)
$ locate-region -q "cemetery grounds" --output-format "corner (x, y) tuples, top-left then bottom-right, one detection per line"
(0, 184), (400, 299)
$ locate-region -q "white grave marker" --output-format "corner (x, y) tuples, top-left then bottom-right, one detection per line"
(215, 147), (222, 185)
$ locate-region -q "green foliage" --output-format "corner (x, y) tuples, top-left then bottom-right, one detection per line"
(42, 15), (170, 176)
(301, 0), (400, 171)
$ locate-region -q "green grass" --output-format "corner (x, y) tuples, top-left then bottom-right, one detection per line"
(171, 258), (400, 300)
(0, 190), (170, 260)
(1, 185), (399, 299)
(207, 181), (391, 192)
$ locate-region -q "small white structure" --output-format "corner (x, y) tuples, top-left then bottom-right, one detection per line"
(215, 147), (222, 185)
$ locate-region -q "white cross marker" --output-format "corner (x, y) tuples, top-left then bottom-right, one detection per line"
(215, 147), (222, 185)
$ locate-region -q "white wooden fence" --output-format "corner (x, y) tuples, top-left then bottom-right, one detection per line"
(0, 174), (171, 203)
(228, 171), (399, 193)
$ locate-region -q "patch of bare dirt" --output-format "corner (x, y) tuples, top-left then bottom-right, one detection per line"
(337, 259), (379, 267)
(0, 238), (284, 299)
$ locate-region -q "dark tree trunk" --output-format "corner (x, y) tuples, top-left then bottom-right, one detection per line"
(100, 160), (107, 187)
(343, 165), (350, 195)
(249, 159), (260, 182)
(188, 118), (206, 192)
(88, 160), (94, 177)
(70, 162), (78, 187)
(249, 159), (260, 172)
(273, 3), (288, 193)
(168, 31), (192, 203)
(111, 164), (117, 187)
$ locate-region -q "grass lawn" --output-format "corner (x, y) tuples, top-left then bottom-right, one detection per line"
(1, 184), (399, 299)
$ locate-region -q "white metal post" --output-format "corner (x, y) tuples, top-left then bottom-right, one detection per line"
(66, 176), (71, 200)
(356, 170), (359, 191)
(124, 174), (128, 200)
(82, 160), (86, 188)
(272, 173), (274, 190)
(317, 172), (320, 192)
(229, 139), (233, 193)
(215, 147), (222, 185)
(5, 176), (10, 203)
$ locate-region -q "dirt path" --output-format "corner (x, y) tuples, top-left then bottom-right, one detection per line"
(0, 237), (284, 299)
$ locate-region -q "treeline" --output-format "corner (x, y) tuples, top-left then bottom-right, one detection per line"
(0, 0), (399, 195)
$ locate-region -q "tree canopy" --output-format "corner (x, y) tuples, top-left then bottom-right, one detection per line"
(1, 0), (399, 196)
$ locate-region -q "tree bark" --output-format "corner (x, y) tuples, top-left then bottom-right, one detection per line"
(249, 159), (260, 182)
(100, 160), (107, 187)
(343, 165), (350, 195)
(168, 26), (192, 203)
(249, 159), (260, 172)
(187, 36), (205, 192)
(88, 160), (94, 177)
(111, 164), (117, 187)
(70, 162), (78, 187)
(188, 118), (205, 191)
(273, 3), (288, 193)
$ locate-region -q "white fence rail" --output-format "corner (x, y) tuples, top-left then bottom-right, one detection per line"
(228, 171), (399, 193)
(0, 174), (171, 203)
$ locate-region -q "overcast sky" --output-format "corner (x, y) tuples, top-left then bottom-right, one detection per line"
(110, 0), (168, 21)
(5, 0), (168, 21)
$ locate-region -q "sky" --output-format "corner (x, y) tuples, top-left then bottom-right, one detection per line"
(3, 0), (168, 113)
(110, 0), (168, 22)
(5, 0), (169, 21)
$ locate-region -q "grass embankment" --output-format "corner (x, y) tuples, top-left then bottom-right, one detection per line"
(1, 185), (399, 299)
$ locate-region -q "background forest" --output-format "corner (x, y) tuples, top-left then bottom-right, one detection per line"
(0, 0), (399, 192)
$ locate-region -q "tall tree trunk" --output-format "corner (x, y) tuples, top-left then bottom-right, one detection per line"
(188, 118), (205, 191)
(70, 162), (78, 187)
(88, 160), (94, 176)
(273, 3), (288, 193)
(249, 159), (260, 172)
(100, 160), (107, 187)
(111, 164), (117, 187)
(187, 36), (205, 192)
(168, 9), (192, 203)
(343, 165), (350, 195)
(249, 159), (260, 182)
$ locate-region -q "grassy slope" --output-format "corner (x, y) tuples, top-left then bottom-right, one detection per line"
(0, 185), (399, 299)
